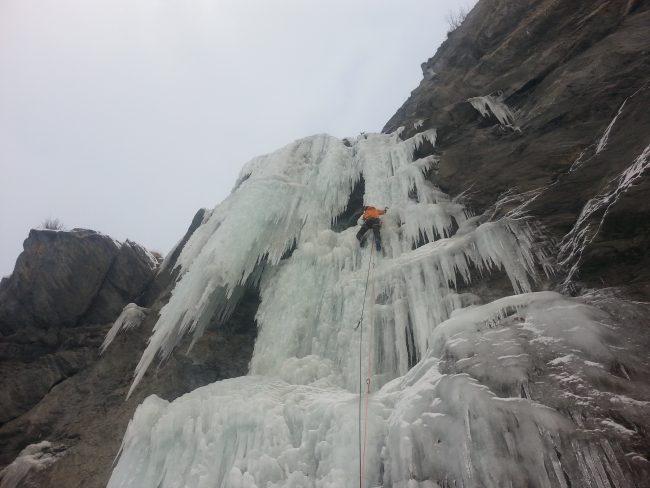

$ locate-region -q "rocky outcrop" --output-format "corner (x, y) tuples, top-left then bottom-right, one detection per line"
(0, 229), (158, 335)
(0, 211), (260, 488)
(0, 229), (159, 426)
(0, 230), (120, 334)
(82, 240), (159, 324)
(0, 324), (103, 425)
(0, 229), (160, 484)
(384, 0), (650, 295)
(0, 306), (257, 488)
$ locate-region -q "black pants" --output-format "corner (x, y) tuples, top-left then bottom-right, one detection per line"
(356, 218), (382, 251)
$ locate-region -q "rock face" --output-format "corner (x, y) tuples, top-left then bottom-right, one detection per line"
(0, 229), (120, 334)
(384, 0), (650, 296)
(0, 229), (159, 483)
(0, 229), (158, 334)
(0, 228), (158, 428)
(0, 212), (260, 488)
(82, 240), (159, 325)
(0, 304), (257, 488)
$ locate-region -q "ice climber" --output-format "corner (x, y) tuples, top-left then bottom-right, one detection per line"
(356, 206), (387, 252)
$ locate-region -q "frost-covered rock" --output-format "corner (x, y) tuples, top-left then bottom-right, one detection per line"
(0, 441), (64, 488)
(385, 0), (650, 293)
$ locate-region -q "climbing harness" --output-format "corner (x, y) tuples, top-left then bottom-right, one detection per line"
(356, 244), (376, 488)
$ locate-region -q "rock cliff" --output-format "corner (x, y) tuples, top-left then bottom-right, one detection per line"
(0, 229), (157, 425)
(384, 0), (650, 295)
(1, 0), (649, 486)
(0, 221), (259, 487)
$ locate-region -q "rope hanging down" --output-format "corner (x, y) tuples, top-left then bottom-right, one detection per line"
(356, 244), (376, 488)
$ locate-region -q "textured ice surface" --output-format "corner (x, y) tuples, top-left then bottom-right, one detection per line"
(110, 292), (647, 488)
(108, 130), (649, 488)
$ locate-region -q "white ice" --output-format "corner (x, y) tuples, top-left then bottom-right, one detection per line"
(467, 94), (519, 130)
(101, 303), (150, 354)
(107, 130), (646, 488)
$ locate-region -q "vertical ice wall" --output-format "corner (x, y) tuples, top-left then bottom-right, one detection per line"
(106, 130), (649, 488)
(127, 135), (359, 395)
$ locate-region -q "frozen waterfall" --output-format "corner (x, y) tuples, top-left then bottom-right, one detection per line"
(105, 130), (648, 488)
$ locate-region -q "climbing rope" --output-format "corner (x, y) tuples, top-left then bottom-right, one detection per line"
(356, 244), (375, 488)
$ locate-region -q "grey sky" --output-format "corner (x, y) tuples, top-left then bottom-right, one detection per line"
(0, 0), (475, 277)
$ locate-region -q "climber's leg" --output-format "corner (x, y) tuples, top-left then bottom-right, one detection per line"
(356, 222), (369, 245)
(371, 223), (382, 252)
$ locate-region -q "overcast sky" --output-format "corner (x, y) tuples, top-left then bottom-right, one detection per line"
(0, 0), (475, 277)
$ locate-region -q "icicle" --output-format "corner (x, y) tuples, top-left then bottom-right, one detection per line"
(107, 128), (648, 488)
(467, 94), (519, 130)
(101, 303), (149, 354)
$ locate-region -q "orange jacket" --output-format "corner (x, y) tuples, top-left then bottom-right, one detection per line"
(362, 206), (386, 220)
